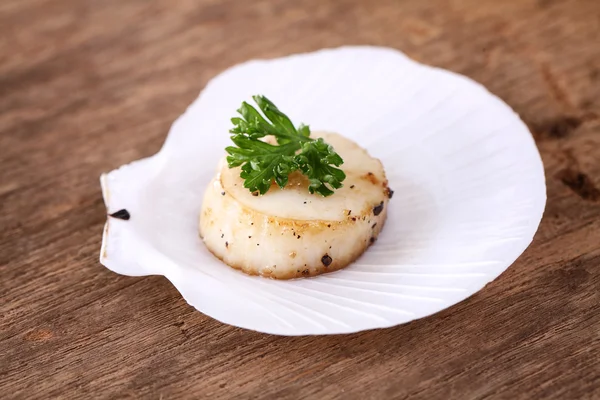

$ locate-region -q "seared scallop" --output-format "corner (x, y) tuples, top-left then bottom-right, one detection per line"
(199, 132), (391, 279)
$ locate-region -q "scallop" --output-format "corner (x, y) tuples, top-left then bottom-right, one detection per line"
(199, 131), (391, 279)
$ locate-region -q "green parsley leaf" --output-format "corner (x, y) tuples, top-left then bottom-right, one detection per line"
(226, 95), (346, 196)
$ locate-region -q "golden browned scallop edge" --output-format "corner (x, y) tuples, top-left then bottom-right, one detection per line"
(201, 207), (388, 279)
(199, 181), (391, 280)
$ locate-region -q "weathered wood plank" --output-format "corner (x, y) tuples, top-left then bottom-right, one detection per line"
(1, 0), (599, 398)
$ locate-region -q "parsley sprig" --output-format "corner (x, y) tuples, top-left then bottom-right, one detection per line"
(226, 95), (346, 196)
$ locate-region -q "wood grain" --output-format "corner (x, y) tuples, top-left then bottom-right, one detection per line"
(1, 0), (599, 398)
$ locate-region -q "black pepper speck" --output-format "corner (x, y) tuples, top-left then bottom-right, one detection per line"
(221, 191), (225, 196)
(350, 185), (355, 189)
(225, 241), (229, 248)
(387, 187), (394, 199)
(373, 201), (384, 216)
(372, 223), (377, 229)
(321, 254), (333, 267)
(370, 237), (375, 244)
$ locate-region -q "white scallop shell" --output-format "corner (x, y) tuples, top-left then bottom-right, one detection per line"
(100, 46), (546, 335)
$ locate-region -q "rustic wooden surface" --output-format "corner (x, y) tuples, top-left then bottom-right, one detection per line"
(1, 0), (599, 398)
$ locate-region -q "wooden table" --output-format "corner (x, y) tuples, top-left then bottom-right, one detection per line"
(2, 0), (599, 398)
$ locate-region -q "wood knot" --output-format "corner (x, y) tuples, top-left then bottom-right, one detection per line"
(532, 116), (582, 140)
(558, 265), (591, 291)
(557, 168), (600, 202)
